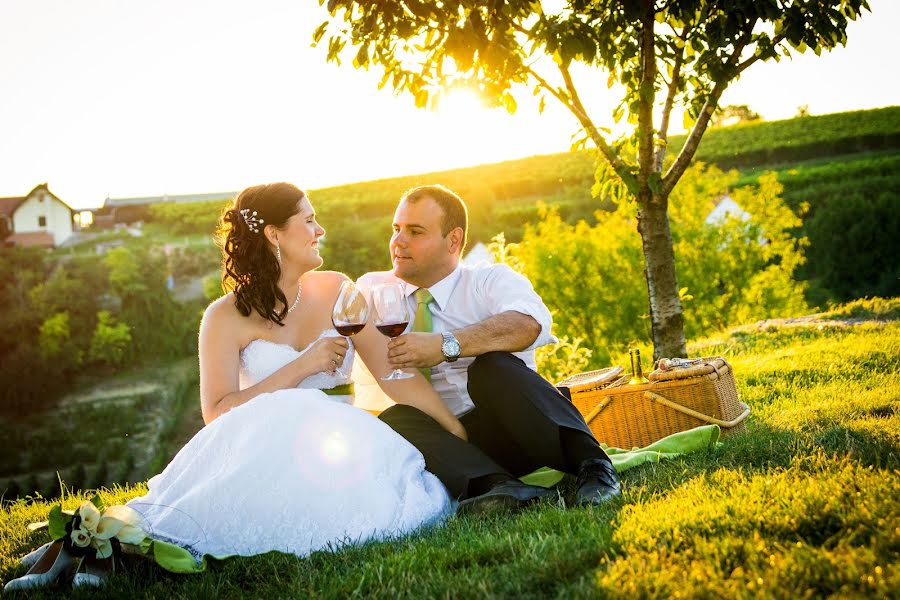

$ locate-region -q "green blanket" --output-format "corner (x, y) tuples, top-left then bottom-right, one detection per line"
(520, 424), (722, 488)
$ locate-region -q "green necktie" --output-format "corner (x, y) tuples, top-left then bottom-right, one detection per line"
(412, 288), (434, 381)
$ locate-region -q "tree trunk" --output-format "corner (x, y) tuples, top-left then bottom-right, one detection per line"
(637, 194), (687, 360)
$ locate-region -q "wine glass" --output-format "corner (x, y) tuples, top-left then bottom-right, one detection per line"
(331, 280), (369, 378)
(371, 282), (414, 380)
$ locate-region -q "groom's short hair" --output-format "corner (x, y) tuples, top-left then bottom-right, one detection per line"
(402, 184), (468, 253)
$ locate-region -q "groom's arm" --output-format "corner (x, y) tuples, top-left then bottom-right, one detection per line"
(387, 311), (540, 369)
(388, 264), (553, 369)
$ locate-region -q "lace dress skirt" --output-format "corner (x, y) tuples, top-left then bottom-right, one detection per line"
(126, 388), (451, 560)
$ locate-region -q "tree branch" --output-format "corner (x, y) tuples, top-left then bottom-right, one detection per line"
(521, 64), (570, 111)
(661, 31), (752, 197)
(556, 61), (633, 183)
(654, 46), (683, 171)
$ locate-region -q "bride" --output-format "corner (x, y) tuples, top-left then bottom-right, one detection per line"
(5, 182), (463, 590)
(133, 183), (463, 559)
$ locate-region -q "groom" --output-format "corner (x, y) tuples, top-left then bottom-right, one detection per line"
(357, 184), (621, 515)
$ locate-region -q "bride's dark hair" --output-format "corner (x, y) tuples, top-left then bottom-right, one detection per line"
(217, 182), (306, 325)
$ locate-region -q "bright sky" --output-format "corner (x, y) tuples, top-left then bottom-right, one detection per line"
(1, 0), (897, 210)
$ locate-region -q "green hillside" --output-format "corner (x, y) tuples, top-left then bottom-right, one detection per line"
(308, 105), (900, 215)
(142, 106), (900, 301)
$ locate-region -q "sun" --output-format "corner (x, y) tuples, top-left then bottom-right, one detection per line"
(435, 88), (500, 132)
(438, 88), (488, 118)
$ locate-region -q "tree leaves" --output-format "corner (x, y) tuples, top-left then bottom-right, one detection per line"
(310, 0), (870, 353)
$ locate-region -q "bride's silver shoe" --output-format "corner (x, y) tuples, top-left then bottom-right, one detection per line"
(3, 540), (73, 592)
(18, 542), (51, 569)
(72, 554), (115, 588)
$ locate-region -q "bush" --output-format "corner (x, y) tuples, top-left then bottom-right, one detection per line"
(535, 335), (593, 383)
(803, 189), (899, 302)
(738, 153), (900, 305)
(88, 311), (132, 368)
(496, 163), (809, 364)
(104, 246), (199, 361)
(0, 344), (69, 418)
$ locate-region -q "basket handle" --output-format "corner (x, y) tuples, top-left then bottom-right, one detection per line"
(582, 396), (614, 425)
(642, 391), (750, 428)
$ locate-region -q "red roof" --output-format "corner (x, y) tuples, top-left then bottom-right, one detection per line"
(5, 231), (55, 247)
(0, 196), (26, 217)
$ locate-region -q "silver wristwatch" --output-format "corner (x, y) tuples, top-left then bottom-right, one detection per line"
(440, 332), (461, 363)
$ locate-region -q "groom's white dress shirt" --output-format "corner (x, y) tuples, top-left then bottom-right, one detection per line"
(357, 263), (557, 417)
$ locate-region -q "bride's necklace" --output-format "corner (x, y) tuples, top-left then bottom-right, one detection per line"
(286, 282), (302, 314)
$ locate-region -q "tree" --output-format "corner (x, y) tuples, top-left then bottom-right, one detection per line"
(312, 0), (869, 358)
(711, 104), (762, 128)
(491, 162), (808, 365)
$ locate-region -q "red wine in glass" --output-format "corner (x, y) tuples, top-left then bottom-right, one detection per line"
(371, 282), (414, 381)
(331, 280), (369, 378)
(375, 322), (409, 338)
(335, 323), (366, 336)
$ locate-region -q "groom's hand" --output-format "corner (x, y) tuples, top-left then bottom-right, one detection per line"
(387, 333), (444, 369)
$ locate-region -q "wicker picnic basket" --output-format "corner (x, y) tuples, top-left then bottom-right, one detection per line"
(557, 357), (750, 449)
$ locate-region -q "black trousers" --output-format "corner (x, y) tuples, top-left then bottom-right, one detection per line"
(379, 351), (605, 499)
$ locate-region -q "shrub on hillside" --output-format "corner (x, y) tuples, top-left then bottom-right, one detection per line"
(104, 247), (199, 361)
(88, 311), (132, 368)
(804, 189), (899, 303)
(495, 163), (808, 364)
(749, 153), (900, 305)
(0, 246), (198, 418)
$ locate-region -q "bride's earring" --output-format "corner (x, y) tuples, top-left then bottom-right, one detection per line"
(275, 242), (282, 264)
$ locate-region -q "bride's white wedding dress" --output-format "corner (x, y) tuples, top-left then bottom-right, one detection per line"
(126, 330), (452, 561)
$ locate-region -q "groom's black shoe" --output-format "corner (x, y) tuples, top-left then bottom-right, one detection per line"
(456, 480), (557, 517)
(574, 458), (621, 507)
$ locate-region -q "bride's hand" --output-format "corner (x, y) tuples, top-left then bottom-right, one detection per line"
(302, 336), (350, 374)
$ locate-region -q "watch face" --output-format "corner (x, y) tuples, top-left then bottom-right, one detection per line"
(442, 339), (461, 357)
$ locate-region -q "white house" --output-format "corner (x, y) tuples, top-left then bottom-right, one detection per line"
(705, 194), (767, 246)
(0, 184), (75, 248)
(704, 194), (751, 225)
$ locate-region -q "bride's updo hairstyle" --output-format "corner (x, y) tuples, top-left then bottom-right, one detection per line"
(217, 182), (306, 325)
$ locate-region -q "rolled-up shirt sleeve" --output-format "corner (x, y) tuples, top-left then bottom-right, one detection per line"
(477, 264), (557, 351)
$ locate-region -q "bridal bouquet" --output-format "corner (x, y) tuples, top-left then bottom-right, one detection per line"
(30, 495), (147, 559)
(27, 495), (206, 573)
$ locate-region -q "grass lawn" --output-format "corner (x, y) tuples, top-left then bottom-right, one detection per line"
(2, 302), (897, 598)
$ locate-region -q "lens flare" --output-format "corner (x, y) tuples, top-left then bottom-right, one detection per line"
(319, 431), (350, 464)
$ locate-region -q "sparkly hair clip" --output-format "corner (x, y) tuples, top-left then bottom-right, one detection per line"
(239, 208), (264, 233)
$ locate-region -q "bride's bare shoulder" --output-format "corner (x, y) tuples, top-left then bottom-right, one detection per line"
(201, 292), (247, 332)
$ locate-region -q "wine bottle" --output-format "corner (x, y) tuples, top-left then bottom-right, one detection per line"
(628, 348), (650, 385)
